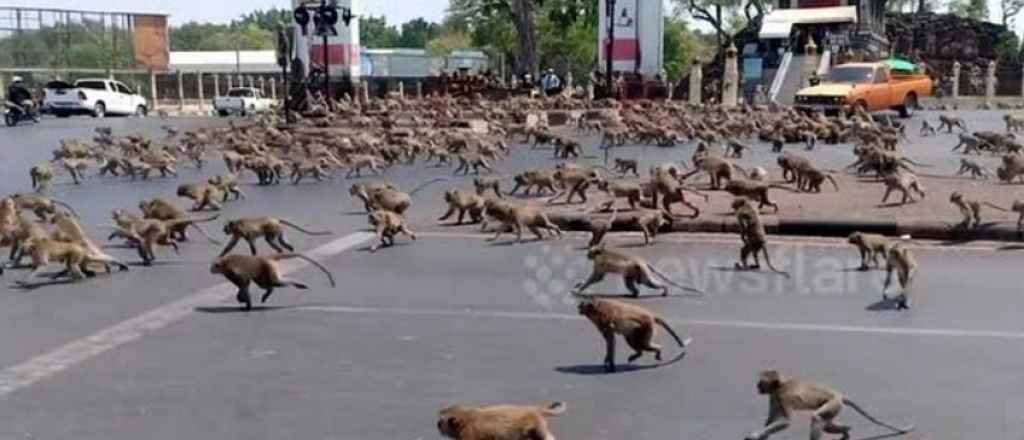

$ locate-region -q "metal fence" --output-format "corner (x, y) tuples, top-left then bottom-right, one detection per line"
(0, 7), (144, 71)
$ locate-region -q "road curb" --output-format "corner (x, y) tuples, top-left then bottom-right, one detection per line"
(548, 213), (1023, 242)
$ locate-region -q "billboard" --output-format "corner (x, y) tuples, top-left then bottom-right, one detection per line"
(597, 0), (663, 77)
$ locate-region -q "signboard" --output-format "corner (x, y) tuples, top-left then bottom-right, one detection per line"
(743, 57), (763, 79)
(597, 0), (663, 77)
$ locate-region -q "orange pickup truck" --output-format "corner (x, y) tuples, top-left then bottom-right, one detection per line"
(793, 62), (933, 117)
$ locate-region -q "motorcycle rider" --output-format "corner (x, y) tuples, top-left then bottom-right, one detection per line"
(6, 76), (35, 114)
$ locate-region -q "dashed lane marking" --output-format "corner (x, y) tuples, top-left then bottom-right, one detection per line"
(0, 232), (375, 398)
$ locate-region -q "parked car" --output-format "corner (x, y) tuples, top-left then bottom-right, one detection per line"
(46, 78), (148, 118)
(794, 63), (933, 118)
(40, 79), (74, 114)
(213, 88), (275, 117)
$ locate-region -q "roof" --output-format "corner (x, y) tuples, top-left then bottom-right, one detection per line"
(759, 6), (857, 39)
(168, 51), (279, 73)
(0, 6), (168, 16)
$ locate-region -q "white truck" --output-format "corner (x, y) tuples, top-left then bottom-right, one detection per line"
(45, 78), (148, 118)
(213, 88), (275, 117)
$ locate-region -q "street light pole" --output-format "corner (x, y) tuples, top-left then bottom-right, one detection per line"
(321, 0), (331, 106)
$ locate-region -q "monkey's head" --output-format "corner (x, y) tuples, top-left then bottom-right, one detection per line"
(949, 191), (963, 203)
(847, 232), (862, 244)
(443, 190), (455, 203)
(176, 184), (192, 197)
(223, 220), (240, 235)
(436, 406), (467, 438)
(577, 299), (599, 318)
(348, 184), (365, 198)
(757, 370), (783, 395)
(209, 260), (224, 275)
(585, 245), (607, 261)
(731, 197), (752, 211)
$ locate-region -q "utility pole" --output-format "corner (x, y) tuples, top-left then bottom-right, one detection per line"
(321, 0), (331, 104)
(605, 0), (616, 98)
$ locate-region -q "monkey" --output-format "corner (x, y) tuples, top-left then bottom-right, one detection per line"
(595, 180), (643, 211)
(50, 212), (122, 269)
(58, 158), (89, 185)
(883, 243), (918, 310)
(368, 210), (417, 252)
(577, 298), (691, 373)
(612, 157), (640, 176)
(138, 198), (220, 242)
(938, 114), (967, 133)
(600, 127), (628, 148)
(7, 213), (50, 266)
(552, 137), (583, 159)
(725, 137), (753, 158)
(919, 118), (936, 136)
(454, 154), (493, 175)
(733, 197), (789, 277)
(799, 168), (840, 192)
(344, 154), (385, 178)
(951, 133), (989, 154)
(1004, 113), (1024, 133)
(776, 153), (811, 184)
(10, 193), (79, 221)
(744, 369), (915, 440)
(220, 217), (332, 257)
(208, 174), (245, 201)
(18, 236), (129, 282)
(508, 170), (559, 197)
(723, 179), (791, 213)
(748, 166), (768, 182)
(547, 168), (600, 205)
(439, 190), (486, 225)
(955, 158), (991, 179)
(770, 132), (785, 153)
(290, 158), (332, 183)
(647, 167), (706, 217)
(29, 165), (54, 191)
(683, 154), (748, 189)
(573, 245), (701, 297)
(176, 182), (225, 211)
(482, 199), (562, 243)
(847, 231), (894, 271)
(879, 172), (926, 205)
(133, 216), (221, 264)
(799, 129), (817, 150)
(472, 177), (503, 198)
(348, 182), (401, 212)
(210, 253), (335, 310)
(436, 401), (566, 440)
(997, 153), (1024, 183)
(949, 191), (1013, 229)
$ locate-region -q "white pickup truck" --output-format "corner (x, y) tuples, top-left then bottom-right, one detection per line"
(45, 78), (148, 118)
(213, 88), (275, 116)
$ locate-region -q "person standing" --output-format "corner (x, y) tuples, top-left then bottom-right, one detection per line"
(541, 69), (561, 97)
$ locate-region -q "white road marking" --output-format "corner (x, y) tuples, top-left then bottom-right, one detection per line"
(0, 232), (375, 398)
(297, 304), (1024, 341)
(417, 231), (1012, 252)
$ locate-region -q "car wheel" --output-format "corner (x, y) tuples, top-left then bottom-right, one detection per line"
(92, 102), (106, 118)
(218, 110), (229, 117)
(898, 93), (917, 118)
(55, 111), (70, 118)
(135, 105), (148, 117)
(4, 113), (16, 127)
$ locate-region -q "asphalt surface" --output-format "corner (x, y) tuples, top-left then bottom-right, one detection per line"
(0, 113), (1019, 439)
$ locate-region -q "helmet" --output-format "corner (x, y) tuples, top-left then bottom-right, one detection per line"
(11, 76), (23, 83)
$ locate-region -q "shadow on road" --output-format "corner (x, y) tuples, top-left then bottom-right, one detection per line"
(555, 351), (687, 376)
(194, 302), (329, 314)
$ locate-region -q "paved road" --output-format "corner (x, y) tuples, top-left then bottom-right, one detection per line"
(0, 114), (1018, 439)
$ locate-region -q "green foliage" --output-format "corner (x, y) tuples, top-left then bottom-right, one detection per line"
(398, 18), (442, 48)
(664, 17), (709, 81)
(426, 31), (475, 56)
(995, 29), (1021, 62)
(0, 19), (134, 70)
(233, 8), (292, 31)
(947, 0), (989, 20)
(360, 16), (402, 47)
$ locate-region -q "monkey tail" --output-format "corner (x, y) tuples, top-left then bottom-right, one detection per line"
(730, 164), (749, 178)
(270, 253), (336, 287)
(646, 264), (704, 296)
(982, 202), (1013, 212)
(408, 177), (451, 197)
(50, 199), (81, 218)
(188, 214), (221, 224)
(680, 185), (710, 202)
(842, 398), (915, 435)
(279, 219), (333, 236)
(181, 222), (221, 244)
(768, 184), (801, 193)
(537, 401), (567, 417)
(826, 175), (840, 191)
(900, 157), (933, 168)
(759, 248), (791, 278)
(653, 316), (687, 348)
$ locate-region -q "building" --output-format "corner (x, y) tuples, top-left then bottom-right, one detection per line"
(759, 0), (888, 56)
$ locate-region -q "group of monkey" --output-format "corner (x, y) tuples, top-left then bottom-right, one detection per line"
(19, 93), (1022, 439)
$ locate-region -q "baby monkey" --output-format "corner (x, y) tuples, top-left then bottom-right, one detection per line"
(211, 253), (336, 310)
(955, 158), (991, 179)
(745, 370), (915, 440)
(578, 298), (692, 373)
(436, 401), (566, 440)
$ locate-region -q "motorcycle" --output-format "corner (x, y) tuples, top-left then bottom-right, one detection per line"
(4, 101), (41, 127)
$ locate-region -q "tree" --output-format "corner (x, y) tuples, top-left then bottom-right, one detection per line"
(948, 0), (989, 20)
(233, 8), (291, 32)
(425, 31), (474, 56)
(446, 0), (539, 76)
(1000, 0), (1024, 27)
(360, 15), (401, 47)
(398, 18), (441, 48)
(680, 0), (767, 47)
(663, 17), (709, 81)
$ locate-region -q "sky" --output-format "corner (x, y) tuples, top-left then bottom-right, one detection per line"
(0, 0), (449, 26)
